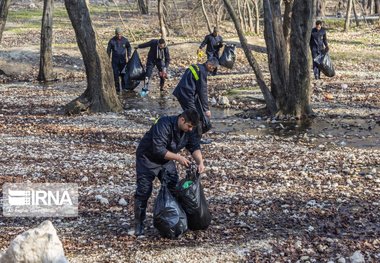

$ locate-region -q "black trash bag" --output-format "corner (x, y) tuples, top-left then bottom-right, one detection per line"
(219, 44), (236, 69)
(126, 50), (146, 81)
(176, 164), (211, 231)
(153, 170), (188, 239)
(123, 69), (141, 90)
(195, 97), (212, 134)
(314, 52), (335, 77)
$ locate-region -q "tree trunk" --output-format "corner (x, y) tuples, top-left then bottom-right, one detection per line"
(315, 0), (325, 17)
(247, 0), (254, 32)
(201, 0), (212, 33)
(287, 0), (313, 118)
(0, 0), (12, 43)
(138, 0), (148, 14)
(222, 0), (278, 115)
(64, 0), (122, 114)
(375, 0), (380, 13)
(38, 0), (54, 82)
(253, 0), (260, 34)
(237, 0), (245, 31)
(344, 0), (353, 31)
(263, 0), (289, 110)
(353, 0), (360, 26)
(283, 0), (293, 46)
(158, 0), (167, 39)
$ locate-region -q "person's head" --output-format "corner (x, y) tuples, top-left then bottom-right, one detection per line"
(115, 27), (122, 39)
(315, 20), (322, 31)
(205, 57), (219, 72)
(212, 26), (219, 37)
(178, 109), (200, 132)
(158, 38), (166, 49)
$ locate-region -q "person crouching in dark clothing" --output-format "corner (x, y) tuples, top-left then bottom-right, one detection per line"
(310, 20), (329, 80)
(107, 27), (132, 92)
(134, 109), (205, 236)
(172, 57), (219, 141)
(136, 38), (170, 97)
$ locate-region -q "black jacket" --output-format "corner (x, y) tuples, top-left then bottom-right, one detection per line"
(310, 28), (328, 52)
(136, 115), (200, 165)
(200, 33), (223, 58)
(172, 63), (209, 113)
(107, 36), (132, 64)
(138, 39), (170, 68)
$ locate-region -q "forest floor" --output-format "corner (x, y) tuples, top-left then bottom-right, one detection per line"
(0, 3), (380, 263)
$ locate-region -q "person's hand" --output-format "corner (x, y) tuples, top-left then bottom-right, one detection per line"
(197, 162), (205, 173)
(197, 48), (202, 54)
(177, 155), (190, 167)
(205, 110), (211, 118)
(134, 46), (139, 50)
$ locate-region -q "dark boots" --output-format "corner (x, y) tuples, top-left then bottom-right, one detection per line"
(134, 199), (147, 236)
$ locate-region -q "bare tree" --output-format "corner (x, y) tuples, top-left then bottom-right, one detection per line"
(223, 0), (315, 118)
(0, 0), (12, 43)
(158, 0), (167, 39)
(315, 0), (325, 17)
(344, 0), (353, 31)
(64, 0), (122, 114)
(222, 0), (278, 115)
(201, 0), (213, 33)
(138, 0), (149, 15)
(38, 0), (54, 82)
(253, 0), (260, 34)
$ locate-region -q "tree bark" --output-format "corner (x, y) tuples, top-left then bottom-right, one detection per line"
(38, 0), (54, 82)
(263, 0), (289, 110)
(64, 0), (122, 114)
(201, 0), (212, 33)
(158, 0), (167, 39)
(287, 0), (313, 118)
(138, 0), (149, 14)
(375, 0), (380, 13)
(283, 0), (293, 47)
(222, 0), (278, 115)
(344, 0), (353, 31)
(247, 0), (254, 32)
(353, 0), (360, 26)
(237, 0), (245, 31)
(0, 0), (12, 43)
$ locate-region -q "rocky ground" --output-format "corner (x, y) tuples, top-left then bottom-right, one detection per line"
(0, 2), (380, 263)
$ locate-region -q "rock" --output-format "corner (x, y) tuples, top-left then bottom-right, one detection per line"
(350, 251), (365, 263)
(210, 97), (217, 106)
(294, 240), (302, 250)
(218, 96), (230, 106)
(337, 257), (346, 263)
(231, 100), (237, 105)
(0, 220), (68, 263)
(81, 176), (89, 182)
(95, 195), (109, 205)
(118, 198), (128, 206)
(341, 83), (348, 90)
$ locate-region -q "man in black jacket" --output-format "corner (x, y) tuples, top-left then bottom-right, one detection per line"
(198, 27), (223, 75)
(136, 38), (170, 96)
(172, 57), (219, 140)
(107, 27), (132, 92)
(310, 20), (329, 80)
(134, 109), (205, 236)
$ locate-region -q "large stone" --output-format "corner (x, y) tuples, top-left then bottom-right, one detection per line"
(0, 220), (68, 263)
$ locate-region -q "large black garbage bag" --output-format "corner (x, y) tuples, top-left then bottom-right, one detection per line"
(314, 52), (335, 77)
(153, 171), (188, 239)
(126, 50), (146, 81)
(195, 97), (212, 134)
(219, 44), (236, 69)
(176, 165), (211, 230)
(123, 70), (141, 90)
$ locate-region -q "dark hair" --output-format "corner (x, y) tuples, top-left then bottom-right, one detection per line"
(180, 109), (200, 126)
(158, 38), (166, 44)
(206, 57), (219, 67)
(316, 20), (323, 26)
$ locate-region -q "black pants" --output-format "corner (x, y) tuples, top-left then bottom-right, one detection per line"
(112, 61), (126, 91)
(145, 60), (165, 88)
(135, 155), (178, 207)
(311, 49), (321, 80)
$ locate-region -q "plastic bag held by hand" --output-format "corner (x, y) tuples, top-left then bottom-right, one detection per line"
(126, 50), (146, 81)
